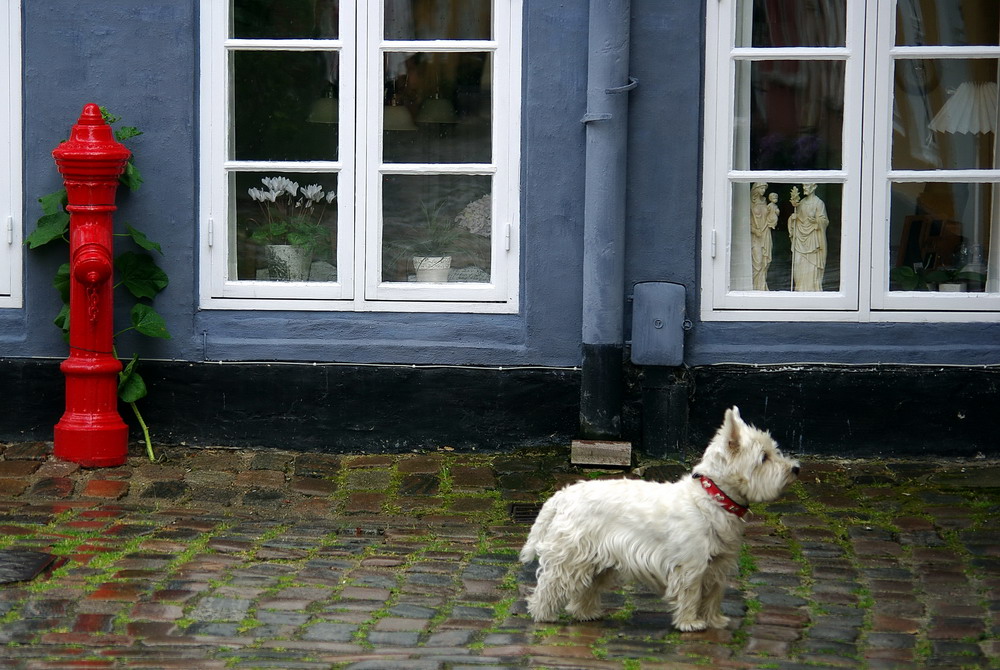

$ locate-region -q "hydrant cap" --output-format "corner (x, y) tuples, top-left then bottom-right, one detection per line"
(53, 103), (131, 163)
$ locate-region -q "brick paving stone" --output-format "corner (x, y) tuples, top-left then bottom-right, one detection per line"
(396, 454), (444, 474)
(88, 582), (147, 601)
(141, 481), (189, 499)
(302, 622), (358, 642)
(72, 612), (116, 633)
(0, 460), (42, 477)
(34, 461), (80, 477)
(345, 492), (387, 513)
(81, 479), (129, 499)
(30, 477), (74, 498)
(188, 597), (252, 622)
(235, 469), (286, 489)
(0, 479), (28, 496)
(451, 465), (496, 490)
(366, 630), (421, 646)
(2, 442), (51, 460)
(291, 476), (337, 496)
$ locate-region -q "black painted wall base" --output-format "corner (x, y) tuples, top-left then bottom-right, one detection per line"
(679, 364), (1000, 459)
(1, 358), (996, 457)
(0, 359), (580, 453)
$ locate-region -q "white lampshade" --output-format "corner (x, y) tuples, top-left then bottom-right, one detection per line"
(929, 81), (998, 135)
(416, 97), (458, 124)
(384, 103), (417, 131)
(307, 96), (338, 124)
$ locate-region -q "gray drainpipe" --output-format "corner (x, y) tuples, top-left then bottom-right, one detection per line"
(579, 0), (636, 439)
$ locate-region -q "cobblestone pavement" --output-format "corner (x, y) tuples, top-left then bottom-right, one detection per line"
(0, 441), (997, 669)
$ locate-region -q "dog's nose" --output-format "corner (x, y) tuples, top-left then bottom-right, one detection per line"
(792, 466), (800, 476)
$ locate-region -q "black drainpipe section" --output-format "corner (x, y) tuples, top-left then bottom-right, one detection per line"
(579, 0), (636, 439)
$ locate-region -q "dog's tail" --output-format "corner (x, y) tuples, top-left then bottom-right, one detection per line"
(519, 496), (559, 564)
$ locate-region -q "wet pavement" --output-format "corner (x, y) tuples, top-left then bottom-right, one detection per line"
(0, 441), (997, 669)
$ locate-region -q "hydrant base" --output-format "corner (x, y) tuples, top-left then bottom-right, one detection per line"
(54, 421), (128, 467)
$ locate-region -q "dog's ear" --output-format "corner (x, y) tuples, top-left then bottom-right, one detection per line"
(723, 406), (744, 452)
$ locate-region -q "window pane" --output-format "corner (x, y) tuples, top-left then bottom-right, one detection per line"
(233, 172), (339, 282)
(735, 0), (846, 47)
(383, 52), (492, 163)
(893, 59), (998, 171)
(731, 182), (842, 292)
(232, 51), (340, 161)
(888, 182), (992, 292)
(896, 0), (999, 46)
(734, 60), (844, 171)
(384, 0), (491, 40)
(381, 174), (492, 283)
(232, 0), (339, 39)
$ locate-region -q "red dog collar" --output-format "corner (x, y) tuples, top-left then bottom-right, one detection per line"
(693, 473), (749, 518)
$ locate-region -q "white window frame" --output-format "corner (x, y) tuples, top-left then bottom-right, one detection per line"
(199, 1), (521, 314)
(702, 0), (1000, 323)
(0, 0), (22, 308)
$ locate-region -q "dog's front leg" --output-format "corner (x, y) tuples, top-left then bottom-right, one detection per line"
(669, 572), (708, 632)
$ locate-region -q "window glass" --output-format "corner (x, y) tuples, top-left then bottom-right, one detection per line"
(736, 0), (846, 48)
(384, 0), (492, 40)
(734, 59), (845, 171)
(381, 174), (492, 283)
(889, 181), (992, 292)
(233, 172), (340, 282)
(233, 0), (340, 39)
(731, 182), (843, 292)
(232, 50), (340, 161)
(893, 58), (998, 171)
(383, 51), (492, 163)
(896, 0), (999, 46)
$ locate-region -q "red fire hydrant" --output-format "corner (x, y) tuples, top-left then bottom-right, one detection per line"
(52, 103), (131, 467)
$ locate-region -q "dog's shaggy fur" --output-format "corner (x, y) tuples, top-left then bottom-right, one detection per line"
(520, 407), (800, 631)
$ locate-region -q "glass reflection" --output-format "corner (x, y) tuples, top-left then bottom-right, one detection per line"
(896, 0), (999, 47)
(232, 0), (339, 39)
(233, 51), (339, 161)
(736, 0), (846, 48)
(384, 0), (491, 40)
(233, 172), (339, 282)
(893, 59), (998, 171)
(381, 174), (492, 283)
(889, 182), (992, 292)
(734, 60), (845, 171)
(731, 182), (842, 292)
(383, 52), (492, 163)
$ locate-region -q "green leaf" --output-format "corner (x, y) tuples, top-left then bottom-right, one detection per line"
(115, 126), (142, 142)
(115, 251), (169, 299)
(53, 303), (70, 335)
(39, 190), (68, 216)
(120, 161), (144, 192)
(54, 263), (70, 303)
(99, 107), (120, 125)
(118, 354), (148, 403)
(130, 303), (171, 339)
(26, 211), (70, 248)
(124, 224), (162, 254)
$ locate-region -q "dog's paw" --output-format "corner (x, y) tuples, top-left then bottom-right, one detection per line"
(566, 607), (603, 621)
(704, 614), (730, 629)
(673, 619), (707, 632)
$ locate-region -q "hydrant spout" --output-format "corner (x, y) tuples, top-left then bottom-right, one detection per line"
(52, 103), (131, 467)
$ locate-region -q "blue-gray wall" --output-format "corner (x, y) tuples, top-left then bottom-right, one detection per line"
(5, 1), (998, 370)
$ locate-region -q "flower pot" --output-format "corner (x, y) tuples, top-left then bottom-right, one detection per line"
(938, 282), (966, 292)
(413, 255), (452, 282)
(265, 244), (312, 281)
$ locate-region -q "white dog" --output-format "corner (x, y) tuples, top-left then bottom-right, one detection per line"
(519, 406), (799, 632)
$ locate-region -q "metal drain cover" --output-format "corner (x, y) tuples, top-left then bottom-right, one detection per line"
(0, 550), (55, 585)
(509, 503), (543, 524)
